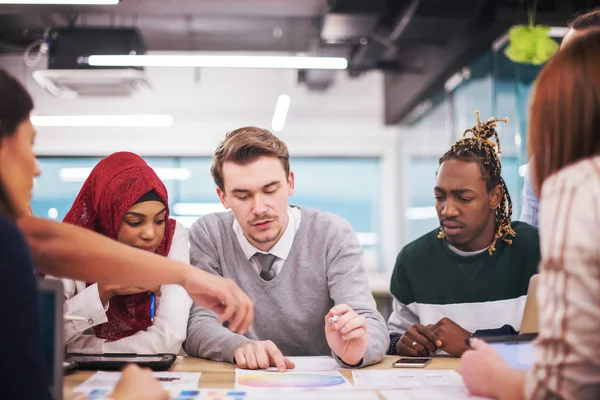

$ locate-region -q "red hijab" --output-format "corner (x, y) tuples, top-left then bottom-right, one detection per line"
(63, 152), (176, 341)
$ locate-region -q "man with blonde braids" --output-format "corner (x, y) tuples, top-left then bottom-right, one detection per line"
(387, 111), (539, 357)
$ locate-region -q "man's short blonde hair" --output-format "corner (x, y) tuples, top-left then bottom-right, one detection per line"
(211, 126), (290, 191)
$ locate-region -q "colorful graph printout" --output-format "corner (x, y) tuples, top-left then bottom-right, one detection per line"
(235, 369), (353, 390)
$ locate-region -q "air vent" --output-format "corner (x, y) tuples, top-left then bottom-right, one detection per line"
(32, 69), (150, 98)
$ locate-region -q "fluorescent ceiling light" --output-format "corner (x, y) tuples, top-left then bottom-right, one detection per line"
(173, 203), (227, 216)
(86, 54), (348, 70)
(271, 94), (291, 132)
(59, 167), (191, 183)
(0, 0), (118, 4)
(31, 115), (173, 127)
(406, 206), (438, 220)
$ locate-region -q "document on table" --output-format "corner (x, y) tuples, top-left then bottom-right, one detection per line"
(235, 369), (353, 390)
(243, 390), (378, 400)
(380, 387), (492, 400)
(265, 356), (344, 371)
(187, 389), (379, 400)
(74, 371), (201, 394)
(80, 388), (380, 400)
(352, 369), (464, 390)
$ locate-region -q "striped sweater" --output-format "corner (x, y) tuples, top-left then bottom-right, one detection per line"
(388, 221), (540, 349)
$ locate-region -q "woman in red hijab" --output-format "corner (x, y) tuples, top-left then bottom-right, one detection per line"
(49, 152), (192, 354)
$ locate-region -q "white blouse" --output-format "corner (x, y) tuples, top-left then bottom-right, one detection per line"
(48, 221), (192, 354)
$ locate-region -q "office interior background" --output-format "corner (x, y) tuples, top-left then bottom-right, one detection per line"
(1, 0), (597, 298)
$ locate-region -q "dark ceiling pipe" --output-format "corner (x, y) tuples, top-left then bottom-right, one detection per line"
(383, 0), (421, 60)
(349, 0), (421, 71)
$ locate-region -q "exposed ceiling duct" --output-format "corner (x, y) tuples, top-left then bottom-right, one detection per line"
(358, 0), (591, 124)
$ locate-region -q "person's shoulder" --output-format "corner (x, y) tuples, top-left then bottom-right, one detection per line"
(297, 206), (360, 247)
(543, 157), (600, 198)
(172, 220), (186, 238)
(399, 228), (442, 260)
(0, 215), (33, 275)
(189, 211), (234, 235)
(0, 213), (17, 231)
(298, 206), (352, 232)
(511, 221), (539, 241)
(0, 214), (27, 251)
(390, 229), (441, 292)
(168, 221), (189, 255)
(506, 221), (539, 260)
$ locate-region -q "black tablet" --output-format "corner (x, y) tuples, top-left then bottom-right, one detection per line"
(66, 353), (177, 371)
(467, 334), (537, 371)
(38, 279), (65, 400)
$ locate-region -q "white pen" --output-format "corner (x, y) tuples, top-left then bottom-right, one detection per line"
(328, 315), (340, 323)
(64, 315), (87, 321)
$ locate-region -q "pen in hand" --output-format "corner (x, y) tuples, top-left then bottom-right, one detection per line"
(63, 315), (87, 321)
(149, 292), (156, 322)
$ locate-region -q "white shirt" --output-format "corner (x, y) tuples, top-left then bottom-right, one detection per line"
(446, 243), (489, 257)
(233, 206), (301, 277)
(47, 221), (193, 354)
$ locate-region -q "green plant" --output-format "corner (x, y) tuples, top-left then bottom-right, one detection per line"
(504, 0), (559, 65)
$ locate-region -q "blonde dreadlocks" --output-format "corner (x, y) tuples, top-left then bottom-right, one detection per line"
(438, 110), (515, 255)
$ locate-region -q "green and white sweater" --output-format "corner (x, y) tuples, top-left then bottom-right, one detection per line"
(388, 221), (540, 346)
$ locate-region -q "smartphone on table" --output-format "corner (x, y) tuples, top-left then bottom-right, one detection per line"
(392, 357), (432, 368)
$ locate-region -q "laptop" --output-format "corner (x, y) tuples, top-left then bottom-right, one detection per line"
(38, 279), (65, 400)
(520, 275), (539, 334)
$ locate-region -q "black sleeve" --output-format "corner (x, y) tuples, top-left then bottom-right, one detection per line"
(473, 324), (519, 337)
(0, 216), (52, 400)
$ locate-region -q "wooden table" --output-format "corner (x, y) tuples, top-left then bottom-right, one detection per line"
(64, 355), (461, 399)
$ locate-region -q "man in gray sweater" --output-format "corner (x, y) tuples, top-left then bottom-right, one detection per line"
(184, 126), (388, 370)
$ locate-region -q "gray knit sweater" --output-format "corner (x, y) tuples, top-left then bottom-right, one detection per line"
(183, 206), (388, 367)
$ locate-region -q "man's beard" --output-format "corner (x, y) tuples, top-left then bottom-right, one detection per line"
(249, 225), (283, 244)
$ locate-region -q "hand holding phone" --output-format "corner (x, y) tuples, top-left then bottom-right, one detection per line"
(392, 357), (432, 368)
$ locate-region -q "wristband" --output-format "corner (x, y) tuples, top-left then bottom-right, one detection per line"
(388, 335), (402, 355)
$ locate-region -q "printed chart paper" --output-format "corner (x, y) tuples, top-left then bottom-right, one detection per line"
(235, 369), (353, 390)
(265, 356), (344, 371)
(74, 371), (201, 394)
(352, 369), (463, 390)
(81, 388), (205, 400)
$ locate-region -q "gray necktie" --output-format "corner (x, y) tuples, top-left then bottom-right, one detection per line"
(254, 253), (278, 281)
